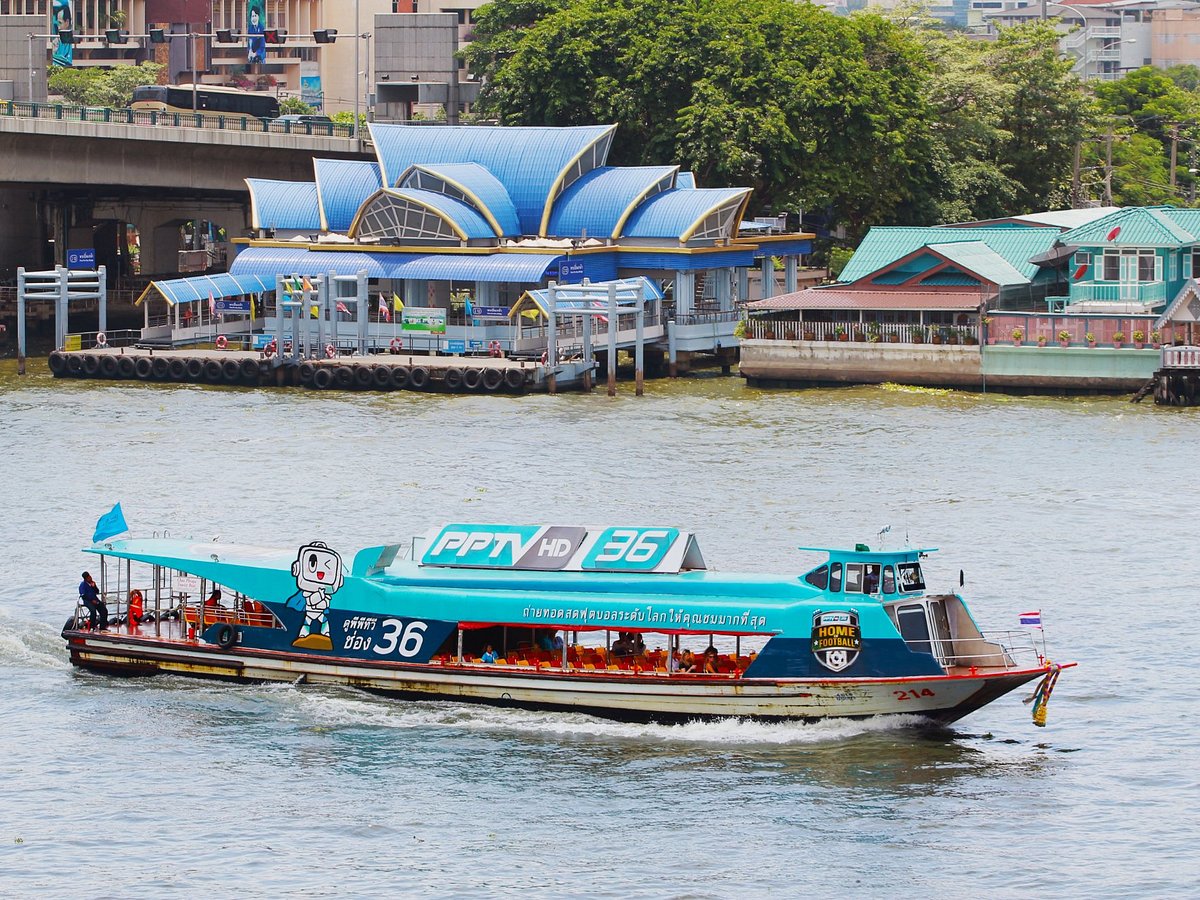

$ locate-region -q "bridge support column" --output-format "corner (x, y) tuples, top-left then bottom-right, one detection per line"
(760, 255), (776, 300)
(785, 255), (798, 294)
(547, 283), (558, 394)
(736, 266), (749, 303)
(581, 304), (593, 392)
(635, 304), (645, 396)
(674, 270), (694, 318)
(607, 281), (618, 396)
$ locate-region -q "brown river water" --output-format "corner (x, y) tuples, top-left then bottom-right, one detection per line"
(1, 360), (1196, 896)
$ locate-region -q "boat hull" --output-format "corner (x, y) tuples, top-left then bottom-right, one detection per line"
(64, 629), (1048, 725)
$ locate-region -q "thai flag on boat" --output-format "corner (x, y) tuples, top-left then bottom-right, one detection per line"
(92, 502), (129, 544)
(1019, 611), (1043, 629)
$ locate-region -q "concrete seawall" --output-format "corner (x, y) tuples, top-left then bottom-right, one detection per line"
(740, 340), (1160, 392)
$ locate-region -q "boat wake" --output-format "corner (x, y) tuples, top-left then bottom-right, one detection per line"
(0, 613), (71, 671)
(288, 688), (933, 745)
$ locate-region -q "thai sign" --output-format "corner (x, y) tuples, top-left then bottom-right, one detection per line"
(401, 307), (447, 334)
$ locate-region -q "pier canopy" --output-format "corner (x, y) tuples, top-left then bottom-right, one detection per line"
(396, 163), (522, 238)
(547, 166), (679, 239)
(246, 179), (321, 232)
(511, 277), (664, 317)
(313, 159), (383, 233)
(230, 246), (564, 284)
(134, 273), (274, 307)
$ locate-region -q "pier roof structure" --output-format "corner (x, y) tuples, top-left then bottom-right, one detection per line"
(233, 123), (810, 283)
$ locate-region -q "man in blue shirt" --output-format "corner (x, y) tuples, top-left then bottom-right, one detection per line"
(78, 571), (108, 631)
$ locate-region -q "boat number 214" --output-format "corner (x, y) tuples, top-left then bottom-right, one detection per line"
(359, 619), (428, 657)
(894, 688), (936, 701)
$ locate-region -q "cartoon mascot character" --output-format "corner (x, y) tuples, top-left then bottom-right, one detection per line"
(285, 542), (344, 650)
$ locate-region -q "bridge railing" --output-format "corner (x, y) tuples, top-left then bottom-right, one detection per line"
(0, 100), (356, 138)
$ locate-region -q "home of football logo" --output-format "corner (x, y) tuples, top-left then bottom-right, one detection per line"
(811, 610), (862, 672)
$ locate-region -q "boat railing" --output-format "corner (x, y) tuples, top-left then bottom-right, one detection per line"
(899, 628), (1043, 671)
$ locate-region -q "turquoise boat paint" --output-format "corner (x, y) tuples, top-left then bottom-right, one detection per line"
(67, 523), (1066, 725)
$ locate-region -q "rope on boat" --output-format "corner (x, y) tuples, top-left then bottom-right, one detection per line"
(1023, 662), (1062, 727)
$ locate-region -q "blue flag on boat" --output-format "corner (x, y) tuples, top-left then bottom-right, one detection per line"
(92, 503), (129, 543)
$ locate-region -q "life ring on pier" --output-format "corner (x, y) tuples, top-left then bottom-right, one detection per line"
(95, 332), (107, 348)
(390, 337), (404, 354)
(488, 340), (502, 358)
(263, 340), (277, 358)
(540, 350), (548, 365)
(215, 335), (228, 350)
(325, 343), (337, 359)
(213, 622), (238, 650)
(127, 589), (144, 623)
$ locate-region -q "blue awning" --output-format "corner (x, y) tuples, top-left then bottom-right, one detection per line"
(229, 246), (565, 284)
(135, 273), (275, 307)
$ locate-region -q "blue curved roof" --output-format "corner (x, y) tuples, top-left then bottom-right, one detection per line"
(230, 246), (563, 283)
(622, 187), (750, 241)
(398, 162), (521, 238)
(677, 172), (697, 189)
(352, 189), (496, 241)
(369, 123), (615, 236)
(313, 159), (383, 233)
(246, 179), (321, 231)
(547, 166), (678, 239)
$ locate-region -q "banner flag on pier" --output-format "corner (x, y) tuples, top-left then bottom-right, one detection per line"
(378, 293), (390, 322)
(1019, 611), (1042, 629)
(92, 503), (129, 544)
(392, 293), (404, 312)
(336, 301), (350, 316)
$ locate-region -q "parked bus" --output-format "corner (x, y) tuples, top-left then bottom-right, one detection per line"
(131, 84), (279, 120)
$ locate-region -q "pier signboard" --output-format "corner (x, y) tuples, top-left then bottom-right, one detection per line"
(67, 248), (95, 270)
(558, 260), (585, 283)
(473, 306), (510, 319)
(401, 308), (447, 334)
(214, 298), (252, 313)
(446, 339), (466, 354)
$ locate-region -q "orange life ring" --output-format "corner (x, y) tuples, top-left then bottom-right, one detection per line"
(215, 335), (228, 350)
(325, 343), (337, 359)
(540, 350), (548, 365)
(263, 340), (277, 357)
(390, 337), (404, 353)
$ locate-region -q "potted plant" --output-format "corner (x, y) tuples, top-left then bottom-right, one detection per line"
(930, 327), (943, 345)
(835, 325), (848, 341)
(1151, 329), (1161, 349)
(1112, 330), (1124, 349)
(909, 325), (924, 344)
(1086, 332), (1096, 348)
(803, 327), (816, 341)
(763, 327), (776, 339)
(853, 326), (866, 342)
(1011, 326), (1024, 347)
(1133, 329), (1145, 349)
(866, 321), (881, 343)
(1037, 334), (1047, 348)
(887, 331), (900, 343)
(783, 327), (798, 341)
(1057, 329), (1070, 348)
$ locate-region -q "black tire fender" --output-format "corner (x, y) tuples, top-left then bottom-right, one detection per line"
(67, 354), (84, 375)
(503, 367), (525, 390)
(151, 357), (170, 379)
(48, 351), (68, 376)
(117, 356), (137, 378)
(185, 358), (204, 380)
(203, 360), (223, 382)
(371, 365), (392, 389)
(82, 354), (101, 375)
(298, 361), (316, 384)
(168, 358), (187, 380)
(334, 366), (355, 389)
(353, 365), (374, 389)
(222, 359), (241, 383)
(312, 367), (333, 389)
(134, 357), (154, 380)
(483, 367), (505, 391)
(240, 359), (260, 381)
(462, 368), (483, 390)
(409, 366), (430, 389)
(213, 622), (237, 650)
(390, 366), (410, 389)
(443, 367), (464, 390)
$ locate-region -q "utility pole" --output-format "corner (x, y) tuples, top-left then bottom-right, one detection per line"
(1072, 140), (1082, 208)
(1170, 123), (1179, 190)
(1104, 123), (1114, 206)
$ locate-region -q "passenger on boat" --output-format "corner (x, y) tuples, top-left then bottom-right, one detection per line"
(863, 565), (880, 594)
(702, 646), (719, 674)
(538, 631), (564, 652)
(78, 571), (108, 631)
(679, 649), (698, 673)
(204, 588), (226, 610)
(481, 645), (498, 664)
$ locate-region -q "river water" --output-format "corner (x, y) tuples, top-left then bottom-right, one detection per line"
(1, 362), (1197, 897)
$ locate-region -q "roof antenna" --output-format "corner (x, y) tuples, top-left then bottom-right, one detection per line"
(878, 524), (891, 548)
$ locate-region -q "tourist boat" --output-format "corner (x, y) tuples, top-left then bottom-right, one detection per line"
(62, 522), (1070, 725)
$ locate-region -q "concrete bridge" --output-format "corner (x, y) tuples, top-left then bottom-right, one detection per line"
(0, 111), (371, 278)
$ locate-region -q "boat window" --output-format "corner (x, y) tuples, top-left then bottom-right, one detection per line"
(896, 604), (932, 656)
(845, 563), (863, 592)
(804, 564), (829, 590)
(863, 564), (881, 594)
(829, 562), (842, 592)
(882, 565), (896, 594)
(897, 562), (925, 592)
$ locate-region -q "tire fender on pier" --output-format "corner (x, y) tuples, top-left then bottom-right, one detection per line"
(311, 367), (333, 390)
(443, 368), (464, 390)
(409, 366), (430, 389)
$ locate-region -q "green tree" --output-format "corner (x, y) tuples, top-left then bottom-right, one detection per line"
(278, 96), (315, 114)
(987, 22), (1088, 213)
(463, 0), (940, 237)
(48, 62), (162, 107)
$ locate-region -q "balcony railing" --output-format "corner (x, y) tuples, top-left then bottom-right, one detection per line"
(1067, 280), (1168, 305)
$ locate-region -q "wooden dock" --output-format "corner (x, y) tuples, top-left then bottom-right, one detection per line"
(46, 347), (541, 393)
